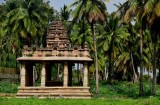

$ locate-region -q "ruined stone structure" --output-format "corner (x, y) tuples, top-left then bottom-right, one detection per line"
(17, 21), (92, 98)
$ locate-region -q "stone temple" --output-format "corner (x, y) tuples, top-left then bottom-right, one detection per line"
(16, 21), (93, 98)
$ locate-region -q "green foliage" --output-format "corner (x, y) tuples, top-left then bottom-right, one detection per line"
(70, 20), (92, 48)
(90, 80), (154, 98)
(34, 63), (42, 86)
(143, 74), (151, 82)
(60, 5), (71, 21)
(0, 80), (18, 93)
(0, 0), (56, 65)
(0, 53), (16, 68)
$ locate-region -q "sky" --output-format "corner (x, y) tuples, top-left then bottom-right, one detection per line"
(50, 0), (127, 13)
(0, 0), (4, 4)
(0, 0), (126, 13)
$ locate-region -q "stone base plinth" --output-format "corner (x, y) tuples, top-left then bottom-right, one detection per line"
(16, 87), (91, 99)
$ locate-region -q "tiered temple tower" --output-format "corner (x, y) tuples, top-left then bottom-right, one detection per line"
(46, 21), (69, 48)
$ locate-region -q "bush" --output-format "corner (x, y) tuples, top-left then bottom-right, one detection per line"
(143, 74), (151, 82)
(143, 83), (152, 96)
(89, 80), (155, 98)
(0, 80), (18, 93)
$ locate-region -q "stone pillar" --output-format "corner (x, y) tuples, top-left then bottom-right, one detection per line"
(83, 62), (88, 87)
(63, 62), (68, 87)
(41, 62), (46, 87)
(20, 63), (26, 87)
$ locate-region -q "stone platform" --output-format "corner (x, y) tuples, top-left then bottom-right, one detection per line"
(17, 87), (91, 99)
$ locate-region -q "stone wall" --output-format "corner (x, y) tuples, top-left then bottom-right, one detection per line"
(0, 67), (19, 82)
(0, 67), (18, 74)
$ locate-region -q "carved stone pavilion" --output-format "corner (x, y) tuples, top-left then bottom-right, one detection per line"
(16, 21), (92, 98)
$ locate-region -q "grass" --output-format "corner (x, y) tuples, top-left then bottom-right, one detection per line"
(0, 97), (160, 105)
(1, 79), (160, 104)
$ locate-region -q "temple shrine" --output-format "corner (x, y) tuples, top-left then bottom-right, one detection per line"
(16, 21), (92, 98)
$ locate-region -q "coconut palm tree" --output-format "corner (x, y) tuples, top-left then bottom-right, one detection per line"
(70, 0), (108, 94)
(98, 12), (129, 82)
(124, 0), (148, 96)
(60, 5), (71, 22)
(0, 0), (54, 70)
(143, 0), (160, 96)
(59, 4), (72, 36)
(114, 22), (141, 83)
(1, 0), (53, 50)
(124, 0), (160, 96)
(132, 0), (160, 96)
(71, 21), (92, 48)
(0, 0), (21, 68)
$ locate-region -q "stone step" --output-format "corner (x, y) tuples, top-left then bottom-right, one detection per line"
(16, 96), (91, 99)
(17, 92), (91, 96)
(18, 91), (89, 93)
(18, 87), (90, 89)
(18, 90), (89, 93)
(18, 87), (90, 93)
(16, 92), (91, 99)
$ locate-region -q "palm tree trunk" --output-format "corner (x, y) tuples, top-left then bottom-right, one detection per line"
(108, 51), (112, 82)
(16, 52), (18, 72)
(157, 55), (160, 84)
(91, 22), (99, 94)
(108, 40), (113, 83)
(139, 29), (143, 96)
(152, 40), (157, 96)
(130, 47), (138, 83)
